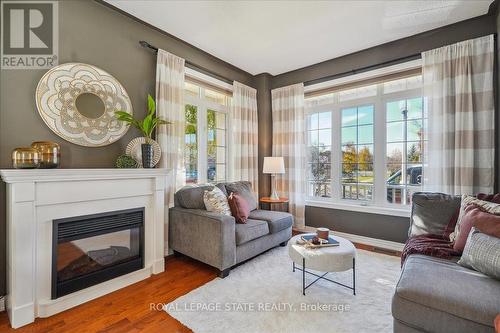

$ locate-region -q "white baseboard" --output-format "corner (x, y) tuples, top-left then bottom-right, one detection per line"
(0, 296), (5, 312)
(297, 226), (405, 252)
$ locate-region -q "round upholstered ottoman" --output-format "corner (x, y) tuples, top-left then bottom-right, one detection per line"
(288, 234), (356, 295)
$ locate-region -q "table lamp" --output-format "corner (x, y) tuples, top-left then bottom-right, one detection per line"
(263, 157), (285, 200)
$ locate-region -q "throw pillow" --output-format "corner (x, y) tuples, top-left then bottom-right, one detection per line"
(473, 209), (500, 238)
(203, 187), (231, 216)
(450, 195), (500, 242)
(458, 228), (500, 280)
(228, 192), (250, 224)
(453, 205), (482, 252)
(409, 192), (461, 237)
(225, 181), (258, 211)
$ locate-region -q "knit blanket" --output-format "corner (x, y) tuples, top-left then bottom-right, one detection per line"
(401, 234), (460, 267)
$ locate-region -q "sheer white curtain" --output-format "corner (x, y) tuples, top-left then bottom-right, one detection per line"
(156, 49), (185, 252)
(232, 81), (259, 192)
(423, 35), (494, 195)
(271, 83), (306, 228)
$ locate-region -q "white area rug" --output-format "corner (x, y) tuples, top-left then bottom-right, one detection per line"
(165, 246), (401, 333)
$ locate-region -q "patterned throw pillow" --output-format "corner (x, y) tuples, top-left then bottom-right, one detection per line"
(458, 228), (500, 280)
(203, 187), (231, 216)
(450, 195), (500, 242)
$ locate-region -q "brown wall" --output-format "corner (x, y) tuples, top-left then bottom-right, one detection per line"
(0, 0), (255, 296)
(253, 73), (273, 198)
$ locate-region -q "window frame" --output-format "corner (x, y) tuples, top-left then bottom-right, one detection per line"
(304, 78), (422, 215)
(184, 85), (232, 184)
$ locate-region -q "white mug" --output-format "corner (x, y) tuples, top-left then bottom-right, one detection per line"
(316, 227), (329, 240)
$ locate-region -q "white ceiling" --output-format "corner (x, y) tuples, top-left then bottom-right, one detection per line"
(106, 0), (493, 75)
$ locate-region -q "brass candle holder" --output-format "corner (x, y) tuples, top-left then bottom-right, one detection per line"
(12, 148), (40, 169)
(31, 141), (60, 168)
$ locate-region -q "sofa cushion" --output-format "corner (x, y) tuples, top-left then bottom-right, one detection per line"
(392, 255), (500, 333)
(409, 192), (461, 237)
(175, 185), (213, 209)
(248, 210), (293, 234)
(235, 219), (269, 245)
(223, 181), (258, 211)
(458, 228), (500, 280)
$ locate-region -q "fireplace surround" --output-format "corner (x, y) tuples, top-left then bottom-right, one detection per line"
(0, 169), (169, 328)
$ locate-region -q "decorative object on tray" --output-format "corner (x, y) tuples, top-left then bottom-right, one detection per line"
(116, 94), (169, 168)
(125, 137), (161, 168)
(12, 147), (40, 169)
(316, 227), (330, 240)
(31, 141), (60, 168)
(115, 154), (138, 168)
(297, 234), (340, 248)
(35, 63), (133, 147)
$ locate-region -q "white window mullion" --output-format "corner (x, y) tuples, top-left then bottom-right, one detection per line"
(373, 85), (386, 207)
(198, 89), (208, 184)
(331, 106), (341, 202)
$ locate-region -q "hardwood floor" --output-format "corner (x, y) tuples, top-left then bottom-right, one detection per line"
(0, 256), (217, 333)
(0, 234), (399, 332)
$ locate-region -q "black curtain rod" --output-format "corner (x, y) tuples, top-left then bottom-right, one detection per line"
(139, 40), (234, 85)
(303, 53), (422, 87)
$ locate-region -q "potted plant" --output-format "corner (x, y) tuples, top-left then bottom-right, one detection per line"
(115, 94), (169, 168)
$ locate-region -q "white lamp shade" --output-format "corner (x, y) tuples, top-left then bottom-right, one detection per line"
(263, 157), (285, 174)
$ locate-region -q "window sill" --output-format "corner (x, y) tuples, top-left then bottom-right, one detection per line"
(305, 199), (411, 218)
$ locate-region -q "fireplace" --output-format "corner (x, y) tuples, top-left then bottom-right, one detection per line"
(52, 208), (145, 299)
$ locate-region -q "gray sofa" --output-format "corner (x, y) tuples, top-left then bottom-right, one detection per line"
(169, 181), (293, 277)
(392, 193), (500, 333)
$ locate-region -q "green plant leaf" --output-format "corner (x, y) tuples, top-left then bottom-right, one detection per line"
(147, 94), (156, 115)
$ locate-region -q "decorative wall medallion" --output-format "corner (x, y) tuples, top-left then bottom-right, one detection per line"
(126, 137), (162, 168)
(35, 63), (133, 147)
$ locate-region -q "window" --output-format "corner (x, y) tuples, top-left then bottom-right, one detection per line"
(183, 78), (231, 184)
(386, 97), (425, 205)
(305, 72), (423, 208)
(185, 104), (198, 183)
(307, 112), (332, 197)
(207, 110), (227, 182)
(341, 105), (374, 200)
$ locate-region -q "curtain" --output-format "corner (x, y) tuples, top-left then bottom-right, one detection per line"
(423, 35), (494, 195)
(156, 49), (185, 253)
(271, 83), (306, 228)
(232, 81), (259, 193)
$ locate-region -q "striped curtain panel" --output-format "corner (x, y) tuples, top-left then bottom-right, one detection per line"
(156, 49), (185, 209)
(232, 81), (259, 193)
(271, 83), (306, 228)
(423, 35), (494, 195)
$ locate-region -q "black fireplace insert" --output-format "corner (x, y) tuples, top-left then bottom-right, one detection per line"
(52, 208), (145, 299)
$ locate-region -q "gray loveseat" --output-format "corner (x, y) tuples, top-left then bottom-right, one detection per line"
(392, 193), (500, 333)
(169, 181), (293, 277)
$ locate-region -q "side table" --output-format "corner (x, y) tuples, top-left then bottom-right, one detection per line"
(259, 197), (289, 212)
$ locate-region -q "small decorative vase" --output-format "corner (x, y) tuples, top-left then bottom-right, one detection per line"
(31, 141), (60, 168)
(12, 147), (40, 169)
(141, 143), (153, 168)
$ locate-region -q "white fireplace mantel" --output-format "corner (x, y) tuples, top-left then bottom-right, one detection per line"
(1, 168), (170, 328)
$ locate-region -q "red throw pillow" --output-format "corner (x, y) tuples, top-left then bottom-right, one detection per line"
(453, 204), (500, 252)
(228, 192), (250, 224)
(453, 205), (479, 252)
(472, 209), (500, 239)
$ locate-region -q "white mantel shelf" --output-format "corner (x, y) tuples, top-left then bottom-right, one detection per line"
(2, 167), (170, 328)
(0, 168), (169, 183)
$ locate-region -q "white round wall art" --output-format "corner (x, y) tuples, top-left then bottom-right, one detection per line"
(35, 63), (133, 147)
